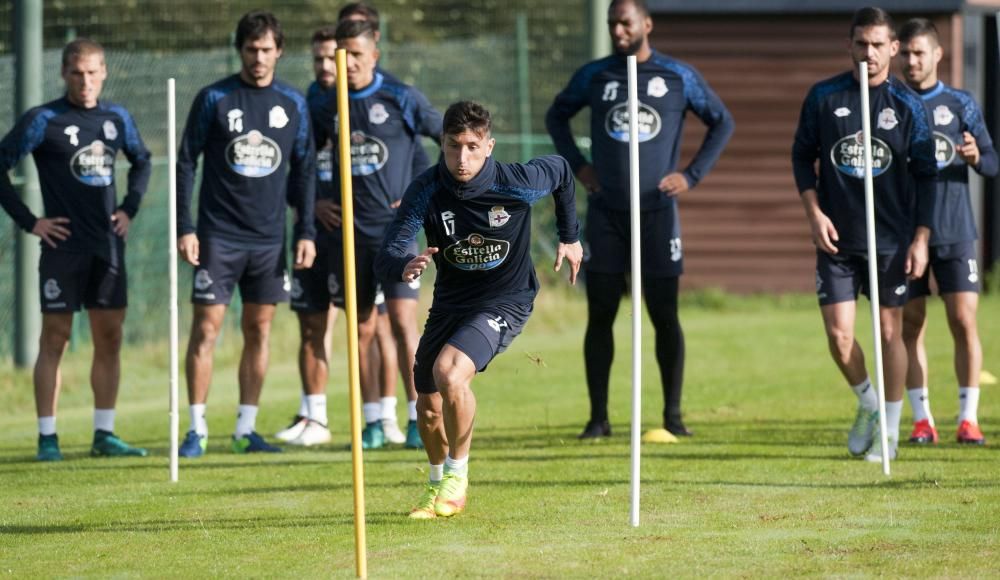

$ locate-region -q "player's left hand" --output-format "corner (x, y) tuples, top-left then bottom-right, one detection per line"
(957, 132), (980, 167)
(658, 172), (689, 197)
(554, 241), (583, 285)
(905, 237), (929, 281)
(111, 210), (131, 238)
(294, 239), (316, 270)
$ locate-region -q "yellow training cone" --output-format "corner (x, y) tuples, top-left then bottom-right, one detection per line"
(641, 428), (679, 444)
(981, 370), (997, 385)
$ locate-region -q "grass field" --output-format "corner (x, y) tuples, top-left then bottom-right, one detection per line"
(1, 288), (998, 577)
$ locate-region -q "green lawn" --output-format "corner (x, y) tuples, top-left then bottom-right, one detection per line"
(1, 289), (998, 577)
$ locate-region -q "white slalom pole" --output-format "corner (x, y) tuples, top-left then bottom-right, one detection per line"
(167, 78), (180, 483)
(627, 55), (643, 526)
(859, 63), (890, 476)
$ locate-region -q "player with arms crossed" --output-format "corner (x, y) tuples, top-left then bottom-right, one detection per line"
(376, 101), (582, 518)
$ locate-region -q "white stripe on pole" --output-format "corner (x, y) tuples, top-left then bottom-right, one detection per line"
(167, 78), (180, 483)
(859, 63), (890, 476)
(627, 54), (642, 526)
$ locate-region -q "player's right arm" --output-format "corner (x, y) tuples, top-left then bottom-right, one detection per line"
(545, 67), (600, 192)
(792, 86), (838, 255)
(175, 88), (215, 265)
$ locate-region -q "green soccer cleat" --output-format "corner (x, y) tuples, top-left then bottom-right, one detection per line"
(405, 421), (424, 449)
(434, 472), (468, 518)
(37, 433), (63, 462)
(848, 406), (878, 457)
(361, 420), (385, 450)
(91, 430), (148, 457)
(408, 482), (441, 519)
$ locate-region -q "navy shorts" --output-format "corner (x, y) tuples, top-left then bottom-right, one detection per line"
(815, 249), (909, 307)
(585, 203), (683, 277)
(39, 248), (127, 312)
(191, 238), (289, 305)
(327, 237), (420, 313)
(413, 302), (532, 394)
(907, 242), (980, 298)
(291, 233), (334, 313)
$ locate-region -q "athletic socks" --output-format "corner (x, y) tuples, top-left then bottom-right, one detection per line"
(93, 408), (115, 433)
(234, 405), (258, 438)
(306, 394), (328, 426)
(190, 404), (208, 436)
(884, 400), (903, 440)
(408, 400), (418, 422)
(428, 463), (444, 484)
(907, 387), (934, 425)
(851, 378), (878, 412)
(297, 394), (309, 419)
(959, 387), (980, 424)
(362, 403), (381, 425)
(444, 454), (469, 478)
(38, 416), (56, 436)
(380, 396), (398, 422)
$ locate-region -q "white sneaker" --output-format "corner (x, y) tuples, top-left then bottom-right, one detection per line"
(291, 420), (332, 447)
(275, 416), (308, 443)
(848, 406), (878, 456)
(383, 418), (406, 444)
(864, 430), (898, 463)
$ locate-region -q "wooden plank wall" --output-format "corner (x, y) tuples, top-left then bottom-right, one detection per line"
(651, 13), (952, 293)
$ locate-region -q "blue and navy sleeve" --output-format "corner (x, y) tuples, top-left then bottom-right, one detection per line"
(176, 88), (214, 237)
(792, 85), (820, 194)
(678, 64), (734, 187)
(287, 94), (317, 242)
(957, 91), (999, 178)
(545, 67), (592, 173)
(375, 174), (434, 283)
(505, 155), (580, 244)
(409, 87), (443, 145)
(0, 108), (49, 232)
(900, 89), (938, 230)
(109, 105), (152, 219)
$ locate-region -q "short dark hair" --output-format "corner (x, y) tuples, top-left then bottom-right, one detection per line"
(443, 101), (492, 138)
(335, 18), (377, 43)
(898, 18), (939, 46)
(235, 11), (284, 51)
(62, 38), (104, 68)
(609, 0), (649, 18)
(850, 7), (895, 39)
(311, 26), (338, 45)
(338, 2), (380, 31)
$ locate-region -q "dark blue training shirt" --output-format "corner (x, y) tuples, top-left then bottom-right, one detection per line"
(314, 72), (442, 245)
(0, 97), (151, 261)
(792, 72), (938, 254)
(916, 81), (998, 245)
(177, 75), (316, 246)
(375, 155), (580, 310)
(546, 50), (733, 217)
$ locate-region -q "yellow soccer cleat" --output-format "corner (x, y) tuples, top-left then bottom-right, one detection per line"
(434, 473), (468, 518)
(408, 483), (440, 519)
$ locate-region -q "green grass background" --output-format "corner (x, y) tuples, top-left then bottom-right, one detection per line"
(1, 288), (998, 577)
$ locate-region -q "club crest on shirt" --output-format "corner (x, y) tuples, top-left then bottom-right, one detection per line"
(933, 105), (954, 126)
(350, 131), (389, 175)
(647, 77), (668, 98)
(369, 103), (389, 125)
(226, 130), (282, 177)
(834, 107), (851, 118)
(830, 131), (893, 178)
(488, 206), (510, 228)
(70, 140), (115, 186)
(227, 109), (244, 133)
(602, 81), (620, 102)
(605, 103), (661, 143)
(269, 106), (289, 129)
(102, 120), (118, 140)
(877, 108), (898, 131)
(443, 233), (510, 271)
(64, 125), (80, 146)
(932, 131), (956, 169)
(194, 270), (213, 291)
(43, 279), (61, 300)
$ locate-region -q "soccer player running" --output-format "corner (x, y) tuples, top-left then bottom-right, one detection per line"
(176, 11), (316, 457)
(792, 7), (937, 462)
(546, 0), (733, 440)
(313, 18), (442, 450)
(375, 101), (583, 518)
(897, 18), (998, 446)
(0, 39), (151, 461)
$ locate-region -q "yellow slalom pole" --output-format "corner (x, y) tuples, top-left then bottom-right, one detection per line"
(336, 48), (368, 579)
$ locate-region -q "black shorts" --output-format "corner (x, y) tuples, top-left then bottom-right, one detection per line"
(191, 238), (289, 305)
(327, 238), (419, 313)
(291, 234), (334, 313)
(413, 302), (532, 394)
(39, 249), (127, 312)
(815, 249), (908, 307)
(585, 203), (683, 277)
(907, 242), (980, 298)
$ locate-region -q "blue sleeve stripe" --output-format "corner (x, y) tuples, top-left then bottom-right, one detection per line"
(890, 81), (935, 171)
(272, 82), (312, 159)
(566, 57), (613, 104)
(946, 87), (988, 134)
(105, 104), (143, 152)
(1, 107), (55, 169)
(493, 182), (548, 204)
